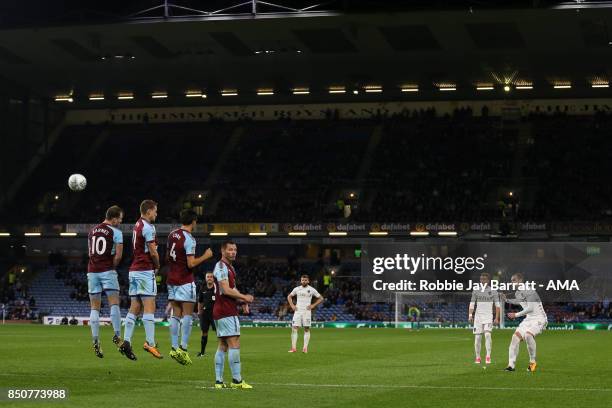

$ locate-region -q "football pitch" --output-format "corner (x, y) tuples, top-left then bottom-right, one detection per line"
(0, 325), (611, 408)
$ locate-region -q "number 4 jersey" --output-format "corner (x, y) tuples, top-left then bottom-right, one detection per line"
(166, 228), (196, 285)
(88, 222), (123, 272)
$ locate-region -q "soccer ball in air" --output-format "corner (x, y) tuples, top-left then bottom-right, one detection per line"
(68, 174), (87, 191)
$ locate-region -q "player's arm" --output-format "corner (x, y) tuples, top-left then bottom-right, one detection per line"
(143, 225), (160, 270)
(503, 294), (522, 305)
(494, 293), (501, 325)
(218, 279), (253, 303)
(113, 243), (123, 268)
(508, 303), (533, 319)
(112, 228), (124, 268)
(468, 291), (476, 322)
(197, 285), (204, 315)
(187, 248), (213, 269)
(147, 242), (160, 270)
(287, 290), (297, 311)
(308, 295), (324, 310)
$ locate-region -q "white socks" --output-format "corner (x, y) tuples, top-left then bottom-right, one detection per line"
(484, 332), (492, 358)
(508, 334), (521, 368)
(291, 328), (311, 350)
(525, 334), (537, 363)
(474, 334), (482, 358)
(291, 328), (298, 349)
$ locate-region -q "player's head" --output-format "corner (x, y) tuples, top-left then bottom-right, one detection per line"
(205, 271), (214, 285)
(479, 272), (490, 285)
(180, 209), (198, 228)
(300, 274), (310, 287)
(105, 205), (123, 226)
(140, 199), (158, 221)
(221, 240), (237, 262)
(511, 272), (524, 283)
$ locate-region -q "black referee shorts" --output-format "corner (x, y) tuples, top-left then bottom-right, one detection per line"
(199, 312), (216, 332)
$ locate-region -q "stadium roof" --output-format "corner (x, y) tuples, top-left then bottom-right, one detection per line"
(2, 1), (612, 104)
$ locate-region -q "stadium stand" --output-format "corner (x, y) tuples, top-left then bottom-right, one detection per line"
(8, 111), (612, 224)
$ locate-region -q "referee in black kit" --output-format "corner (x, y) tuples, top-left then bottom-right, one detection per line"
(197, 271), (216, 357)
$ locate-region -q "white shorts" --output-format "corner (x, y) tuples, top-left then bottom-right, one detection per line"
(516, 318), (547, 338)
(167, 282), (196, 303)
(292, 310), (312, 327)
(473, 318), (493, 335)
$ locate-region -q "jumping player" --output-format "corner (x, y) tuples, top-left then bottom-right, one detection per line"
(87, 205), (124, 358)
(166, 209), (213, 365)
(119, 199), (161, 360)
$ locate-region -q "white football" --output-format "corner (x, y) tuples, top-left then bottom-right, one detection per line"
(68, 174), (87, 191)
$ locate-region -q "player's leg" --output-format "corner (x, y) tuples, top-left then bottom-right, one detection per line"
(102, 270), (122, 345)
(302, 311), (312, 353)
(124, 297), (141, 343)
(472, 322), (483, 363)
(525, 331), (537, 371)
(484, 328), (492, 364)
(169, 300), (184, 364)
(215, 337), (228, 387)
(227, 334), (251, 389)
(505, 331), (522, 371)
(290, 326), (299, 352)
(141, 295), (162, 358)
(176, 301), (194, 365)
(303, 327), (311, 353)
(179, 283), (196, 353)
(89, 290), (103, 358)
(119, 295), (140, 360)
(106, 291), (122, 343)
(221, 316), (250, 389)
(123, 274), (140, 344)
(135, 270), (161, 358)
(525, 321), (545, 372)
(289, 312), (301, 352)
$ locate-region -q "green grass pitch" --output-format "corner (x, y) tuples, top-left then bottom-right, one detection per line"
(0, 325), (611, 407)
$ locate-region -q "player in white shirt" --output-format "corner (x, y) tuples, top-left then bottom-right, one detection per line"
(503, 272), (548, 373)
(287, 274), (324, 353)
(468, 272), (500, 365)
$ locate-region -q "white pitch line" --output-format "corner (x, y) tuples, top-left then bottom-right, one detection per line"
(1, 373), (610, 393)
(250, 382), (612, 393)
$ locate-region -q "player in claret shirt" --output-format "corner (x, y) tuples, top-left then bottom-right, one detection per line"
(87, 205), (124, 358)
(119, 199), (161, 360)
(212, 241), (254, 389)
(166, 209), (213, 366)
